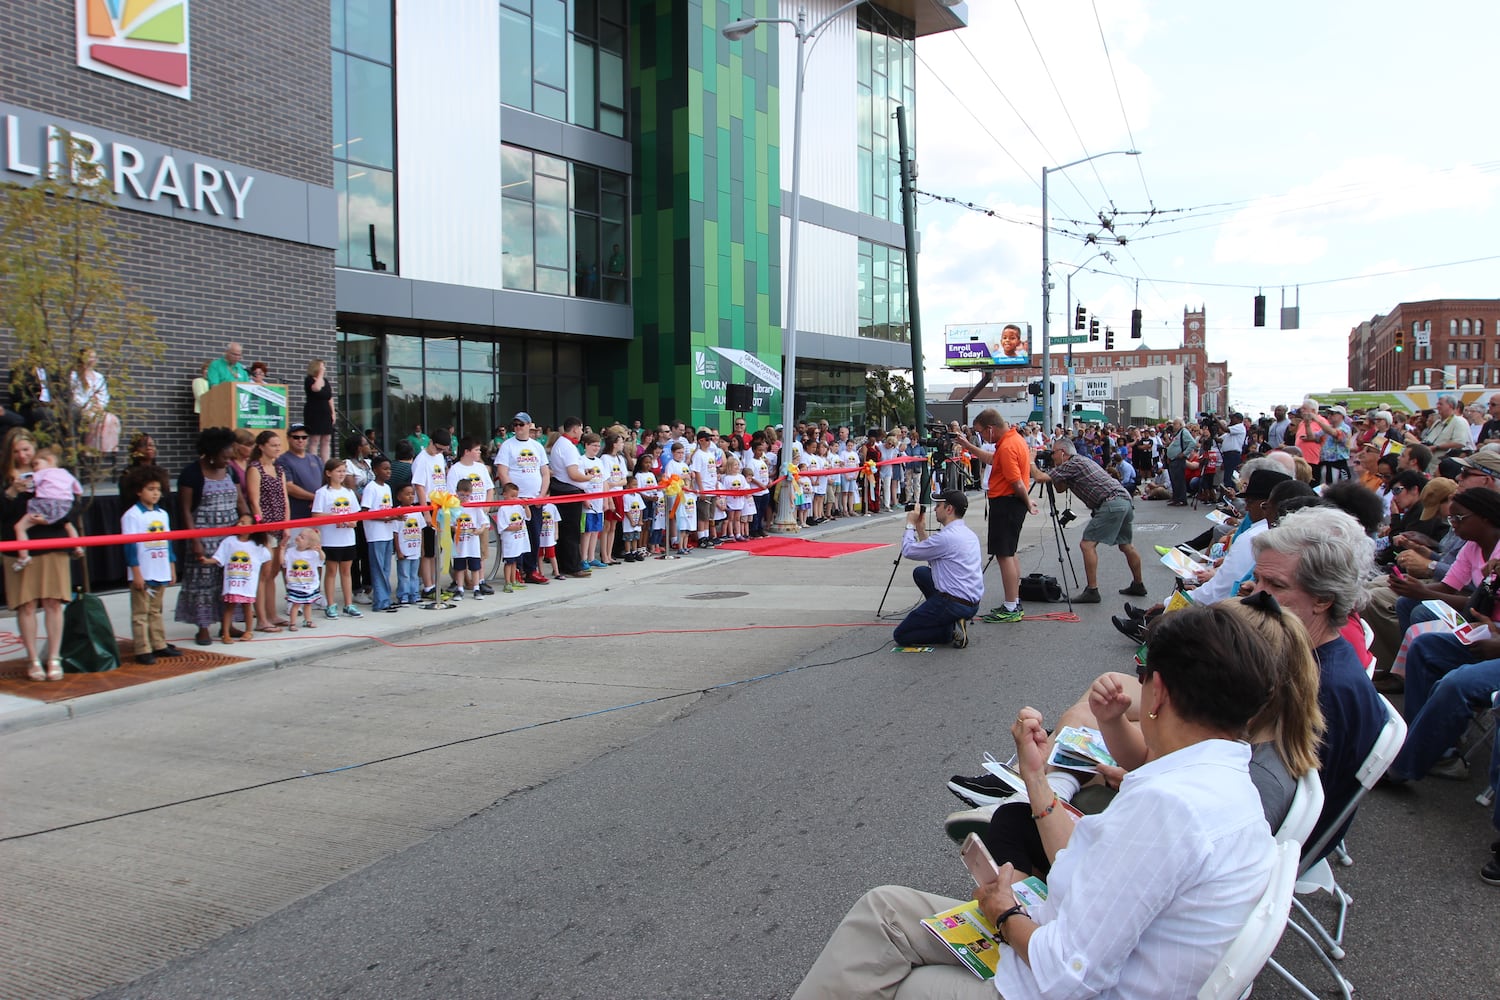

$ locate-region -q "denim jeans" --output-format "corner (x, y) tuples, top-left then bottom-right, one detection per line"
(893, 566), (979, 646)
(395, 555), (421, 603)
(1392, 631), (1500, 780)
(1395, 594), (1441, 638)
(367, 539), (394, 610)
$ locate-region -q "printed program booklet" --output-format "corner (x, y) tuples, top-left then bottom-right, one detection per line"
(921, 878), (1049, 980)
(1047, 726), (1117, 773)
(1160, 544), (1213, 581)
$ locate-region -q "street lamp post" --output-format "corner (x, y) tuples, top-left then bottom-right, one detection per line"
(1040, 151), (1138, 436)
(1062, 250), (1113, 428)
(725, 1), (962, 530)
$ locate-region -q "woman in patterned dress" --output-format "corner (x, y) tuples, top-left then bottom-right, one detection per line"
(175, 427), (248, 645)
(246, 429), (291, 631)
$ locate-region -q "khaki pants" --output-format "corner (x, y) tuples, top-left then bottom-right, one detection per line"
(131, 584), (166, 655)
(1362, 581), (1400, 673)
(791, 885), (998, 1000)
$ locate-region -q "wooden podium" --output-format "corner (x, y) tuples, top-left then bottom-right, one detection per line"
(199, 382), (291, 446)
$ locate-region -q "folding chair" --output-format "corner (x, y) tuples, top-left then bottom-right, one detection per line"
(1264, 695), (1407, 1000)
(1197, 841), (1301, 1000)
(1459, 689), (1499, 767)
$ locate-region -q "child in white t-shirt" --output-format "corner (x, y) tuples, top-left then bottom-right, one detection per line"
(537, 501), (562, 580)
(497, 482), (530, 593)
(360, 457), (400, 612)
(449, 478), (484, 600)
(211, 514), (271, 644)
(311, 459), (362, 621)
(720, 456), (749, 542)
(392, 483), (423, 604)
(663, 441), (692, 556)
(622, 489), (646, 561)
(633, 454), (663, 556)
(283, 528), (326, 630)
(578, 433), (606, 569)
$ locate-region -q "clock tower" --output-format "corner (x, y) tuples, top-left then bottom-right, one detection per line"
(1184, 306), (1206, 349)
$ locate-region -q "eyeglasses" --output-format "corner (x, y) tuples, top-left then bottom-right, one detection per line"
(1389, 485), (1408, 494)
(289, 434), (309, 440)
(1449, 512), (1472, 525)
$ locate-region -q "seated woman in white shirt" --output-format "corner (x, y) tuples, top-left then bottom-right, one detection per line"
(967, 593), (1324, 881)
(791, 602), (1280, 1000)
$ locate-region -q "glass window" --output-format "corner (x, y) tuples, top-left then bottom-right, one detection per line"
(556, 342), (582, 373)
(342, 0), (392, 62)
(340, 164), (396, 271)
(460, 370), (496, 442)
(502, 146), (533, 201)
(424, 370), (461, 431)
(425, 336), (460, 371)
(462, 337), (499, 372)
(345, 58), (394, 169)
(573, 214), (600, 298)
(533, 0), (567, 90)
(571, 39), (597, 129)
(528, 378), (557, 427)
(500, 6), (534, 110)
(502, 199), (535, 290)
(386, 367), (424, 437)
(536, 203), (568, 269)
(573, 164), (599, 214)
(526, 339), (555, 374)
(331, 58), (347, 157)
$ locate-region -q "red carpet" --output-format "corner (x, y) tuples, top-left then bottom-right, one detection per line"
(714, 537), (889, 559)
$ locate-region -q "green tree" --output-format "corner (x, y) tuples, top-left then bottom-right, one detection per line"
(0, 133), (162, 492)
(864, 367), (915, 430)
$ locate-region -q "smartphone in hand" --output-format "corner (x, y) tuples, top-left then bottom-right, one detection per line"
(961, 833), (1001, 886)
(1389, 564), (1408, 582)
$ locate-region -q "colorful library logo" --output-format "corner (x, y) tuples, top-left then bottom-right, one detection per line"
(76, 0), (192, 99)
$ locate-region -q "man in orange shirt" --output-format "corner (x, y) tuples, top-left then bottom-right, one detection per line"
(956, 409), (1038, 622)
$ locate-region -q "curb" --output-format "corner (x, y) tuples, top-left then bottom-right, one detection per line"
(0, 511), (911, 737)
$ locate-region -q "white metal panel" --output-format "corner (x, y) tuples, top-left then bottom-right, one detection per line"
(777, 0), (857, 211)
(395, 0), (503, 289)
(782, 216), (857, 338)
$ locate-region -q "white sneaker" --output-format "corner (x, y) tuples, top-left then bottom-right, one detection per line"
(943, 803), (1001, 845)
(451, 589), (465, 601)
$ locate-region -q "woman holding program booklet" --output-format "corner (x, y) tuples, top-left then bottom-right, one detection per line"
(790, 602), (1282, 1000)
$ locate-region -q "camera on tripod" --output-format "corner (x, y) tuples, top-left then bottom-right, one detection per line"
(1056, 507), (1078, 527)
(919, 421), (954, 452)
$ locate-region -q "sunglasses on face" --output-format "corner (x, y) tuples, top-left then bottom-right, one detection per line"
(289, 434), (309, 440)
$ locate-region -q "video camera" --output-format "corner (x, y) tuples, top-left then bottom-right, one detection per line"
(919, 421), (955, 452)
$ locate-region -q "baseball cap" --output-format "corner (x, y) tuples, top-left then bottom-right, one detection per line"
(288, 422), (307, 433)
(513, 411), (533, 425)
(932, 489), (969, 516)
(1456, 450), (1500, 476)
(1328, 405), (1347, 416)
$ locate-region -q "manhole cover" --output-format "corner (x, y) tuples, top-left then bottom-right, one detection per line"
(685, 591), (748, 600)
(1133, 524), (1177, 533)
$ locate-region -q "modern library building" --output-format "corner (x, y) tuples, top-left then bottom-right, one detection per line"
(1, 0), (967, 467)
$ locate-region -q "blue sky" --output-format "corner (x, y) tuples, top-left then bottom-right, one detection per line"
(912, 0), (1500, 415)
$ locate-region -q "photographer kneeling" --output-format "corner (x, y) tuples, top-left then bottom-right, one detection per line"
(893, 490), (984, 649)
(1031, 439), (1145, 603)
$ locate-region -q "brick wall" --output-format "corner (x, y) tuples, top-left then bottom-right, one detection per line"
(0, 0), (335, 474)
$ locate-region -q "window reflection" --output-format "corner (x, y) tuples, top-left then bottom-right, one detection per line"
(333, 0), (396, 272)
(500, 0), (628, 137)
(500, 142), (628, 303)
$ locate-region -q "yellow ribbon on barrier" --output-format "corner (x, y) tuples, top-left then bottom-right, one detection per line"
(660, 473), (685, 518)
(864, 460), (878, 482)
(428, 489), (463, 591)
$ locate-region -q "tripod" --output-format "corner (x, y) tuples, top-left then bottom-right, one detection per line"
(875, 463), (935, 619)
(1040, 482), (1081, 611)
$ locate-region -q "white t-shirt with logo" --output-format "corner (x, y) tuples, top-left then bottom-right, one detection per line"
(410, 448), (448, 501)
(580, 454), (606, 513)
(283, 545), (324, 603)
(396, 512), (424, 560)
(722, 473), (749, 511)
(121, 503), (173, 584)
(447, 460), (495, 501)
(538, 503), (560, 548)
(360, 480), (396, 543)
(743, 455), (770, 496)
(312, 486), (360, 549)
(494, 436), (549, 498)
(499, 505), (531, 558)
(452, 509), (483, 559)
(212, 535), (271, 600)
(623, 491), (646, 529)
(690, 447), (719, 493)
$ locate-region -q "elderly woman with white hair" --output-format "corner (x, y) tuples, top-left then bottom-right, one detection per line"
(1249, 505), (1387, 852)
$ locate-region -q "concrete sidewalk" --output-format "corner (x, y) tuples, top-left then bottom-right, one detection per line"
(0, 510), (916, 735)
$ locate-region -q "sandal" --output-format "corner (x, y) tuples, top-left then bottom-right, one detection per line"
(287, 622), (299, 632)
(257, 624), (283, 634)
(303, 620), (317, 629)
(220, 634), (234, 645)
(45, 658), (63, 681)
(27, 659), (44, 682)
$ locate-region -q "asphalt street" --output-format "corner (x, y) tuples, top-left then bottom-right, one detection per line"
(4, 499), (1497, 999)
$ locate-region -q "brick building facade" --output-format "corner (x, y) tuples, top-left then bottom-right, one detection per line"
(0, 1), (336, 472)
(1349, 299), (1500, 391)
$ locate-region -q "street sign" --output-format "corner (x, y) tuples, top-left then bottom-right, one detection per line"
(1051, 334), (1090, 345)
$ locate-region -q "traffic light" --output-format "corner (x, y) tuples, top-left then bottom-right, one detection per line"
(1253, 294), (1266, 327)
(1075, 304), (1087, 331)
(1130, 308), (1142, 339)
(1105, 326), (1115, 351)
(1089, 317), (1100, 342)
(1394, 328), (1405, 353)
